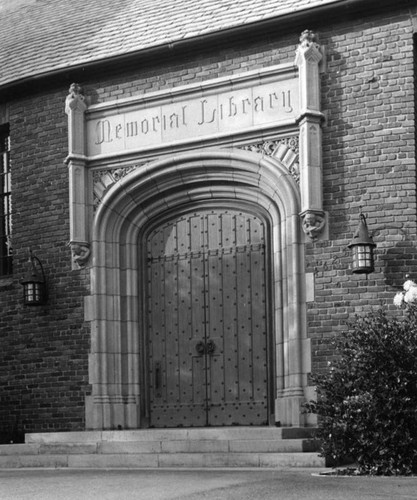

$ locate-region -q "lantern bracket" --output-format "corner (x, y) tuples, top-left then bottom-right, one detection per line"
(348, 212), (376, 274)
(20, 249), (47, 306)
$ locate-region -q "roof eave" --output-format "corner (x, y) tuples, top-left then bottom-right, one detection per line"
(0, 0), (409, 100)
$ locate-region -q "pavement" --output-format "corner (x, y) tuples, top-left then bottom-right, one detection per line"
(1, 468), (417, 500)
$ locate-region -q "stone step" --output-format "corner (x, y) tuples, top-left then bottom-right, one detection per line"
(25, 427), (317, 444)
(98, 437), (318, 454)
(0, 427), (324, 469)
(0, 451), (324, 469)
(0, 438), (318, 455)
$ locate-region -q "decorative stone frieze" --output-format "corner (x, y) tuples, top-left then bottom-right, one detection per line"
(93, 165), (138, 209)
(241, 136), (300, 184)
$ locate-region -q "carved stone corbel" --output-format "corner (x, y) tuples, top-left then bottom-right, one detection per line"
(300, 209), (326, 241)
(70, 242), (91, 268)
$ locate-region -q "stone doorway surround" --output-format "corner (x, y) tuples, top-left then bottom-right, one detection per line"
(84, 149), (311, 429)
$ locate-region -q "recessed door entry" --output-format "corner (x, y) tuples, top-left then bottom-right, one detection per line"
(145, 208), (269, 427)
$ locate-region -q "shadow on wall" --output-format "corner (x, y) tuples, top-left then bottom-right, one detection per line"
(374, 227), (417, 289)
(0, 420), (24, 445)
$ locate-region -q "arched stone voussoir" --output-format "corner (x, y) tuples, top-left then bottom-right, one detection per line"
(95, 149), (299, 231)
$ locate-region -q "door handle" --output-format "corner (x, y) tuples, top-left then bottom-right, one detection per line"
(154, 361), (162, 396)
(196, 341), (206, 356)
(206, 339), (216, 355)
(195, 340), (216, 355)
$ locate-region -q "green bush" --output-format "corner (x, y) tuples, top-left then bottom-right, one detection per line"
(305, 305), (417, 475)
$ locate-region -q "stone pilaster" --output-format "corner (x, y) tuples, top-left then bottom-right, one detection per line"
(65, 83), (91, 267)
(295, 31), (326, 241)
(65, 83), (87, 156)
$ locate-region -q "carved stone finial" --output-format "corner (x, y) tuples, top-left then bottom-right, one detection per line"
(299, 30), (319, 48)
(69, 83), (84, 97)
(65, 83), (86, 114)
(295, 30), (322, 66)
(301, 210), (326, 241)
(70, 242), (91, 267)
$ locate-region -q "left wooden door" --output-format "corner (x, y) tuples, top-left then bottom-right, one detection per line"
(146, 213), (208, 427)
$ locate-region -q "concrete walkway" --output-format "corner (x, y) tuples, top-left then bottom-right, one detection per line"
(1, 468), (417, 500)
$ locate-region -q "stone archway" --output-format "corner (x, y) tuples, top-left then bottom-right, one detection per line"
(85, 148), (310, 430)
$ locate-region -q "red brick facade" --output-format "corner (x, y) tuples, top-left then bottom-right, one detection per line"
(0, 2), (416, 439)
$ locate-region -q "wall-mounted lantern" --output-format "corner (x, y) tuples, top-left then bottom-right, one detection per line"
(348, 212), (376, 274)
(20, 249), (47, 305)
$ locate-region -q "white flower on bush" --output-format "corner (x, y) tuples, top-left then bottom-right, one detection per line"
(394, 292), (405, 307)
(394, 279), (417, 307)
(405, 287), (417, 304)
(403, 280), (416, 292)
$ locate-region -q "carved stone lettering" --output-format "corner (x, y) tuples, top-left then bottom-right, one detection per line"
(87, 74), (300, 157)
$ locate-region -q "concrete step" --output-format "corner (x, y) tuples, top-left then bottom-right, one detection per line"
(25, 427), (317, 443)
(0, 450), (324, 469)
(0, 428), (324, 469)
(1, 438), (318, 455)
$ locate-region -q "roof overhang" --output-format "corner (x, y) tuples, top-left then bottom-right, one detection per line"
(0, 0), (412, 100)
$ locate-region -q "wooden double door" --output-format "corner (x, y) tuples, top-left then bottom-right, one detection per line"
(145, 208), (270, 427)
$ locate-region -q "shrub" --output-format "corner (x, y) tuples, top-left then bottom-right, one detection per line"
(306, 285), (417, 475)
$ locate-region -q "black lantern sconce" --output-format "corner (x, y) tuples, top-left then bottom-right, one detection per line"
(348, 212), (376, 274)
(20, 249), (47, 306)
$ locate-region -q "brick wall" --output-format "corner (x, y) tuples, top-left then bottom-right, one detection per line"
(0, 88), (90, 440)
(0, 5), (416, 436)
(310, 10), (417, 373)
